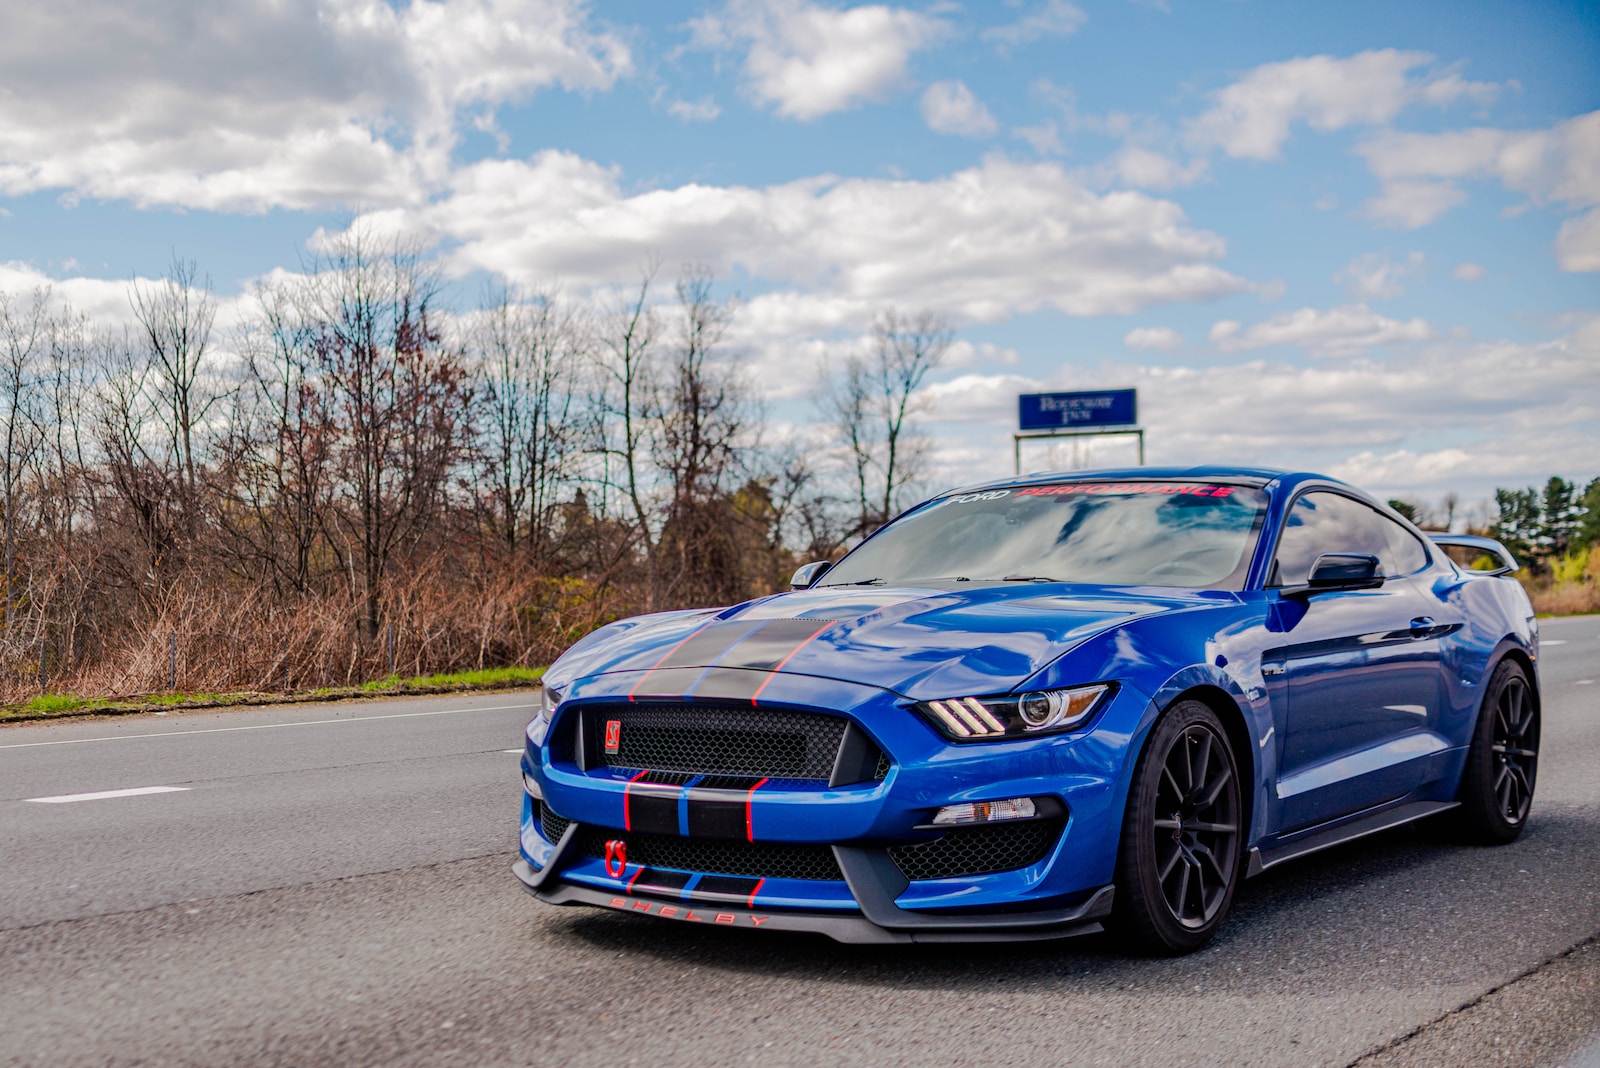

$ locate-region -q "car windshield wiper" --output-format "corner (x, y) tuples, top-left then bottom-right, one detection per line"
(1001, 574), (1060, 582)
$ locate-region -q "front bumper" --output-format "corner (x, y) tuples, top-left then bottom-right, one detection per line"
(516, 669), (1143, 943)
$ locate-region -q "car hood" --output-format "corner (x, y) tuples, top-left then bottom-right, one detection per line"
(554, 582), (1234, 700)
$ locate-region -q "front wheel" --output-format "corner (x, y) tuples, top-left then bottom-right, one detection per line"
(1453, 658), (1539, 844)
(1112, 701), (1243, 955)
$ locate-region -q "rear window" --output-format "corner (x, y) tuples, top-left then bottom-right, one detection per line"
(820, 482), (1270, 590)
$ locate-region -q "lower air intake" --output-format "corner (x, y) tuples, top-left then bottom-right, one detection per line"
(889, 819), (1063, 881)
(539, 802), (571, 845)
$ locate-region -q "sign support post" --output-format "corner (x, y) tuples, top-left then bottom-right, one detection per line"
(1013, 388), (1144, 475)
(1013, 427), (1144, 475)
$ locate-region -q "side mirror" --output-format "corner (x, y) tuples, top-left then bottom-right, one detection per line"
(790, 561), (832, 590)
(1286, 553), (1384, 597)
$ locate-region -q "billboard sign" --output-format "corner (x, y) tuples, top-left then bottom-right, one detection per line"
(1018, 389), (1137, 431)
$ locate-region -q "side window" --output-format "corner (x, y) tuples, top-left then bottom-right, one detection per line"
(1270, 491), (1428, 586)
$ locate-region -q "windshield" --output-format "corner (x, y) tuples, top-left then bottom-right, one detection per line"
(820, 482), (1270, 590)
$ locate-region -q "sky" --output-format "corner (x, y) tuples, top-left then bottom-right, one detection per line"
(1, 0), (1597, 510)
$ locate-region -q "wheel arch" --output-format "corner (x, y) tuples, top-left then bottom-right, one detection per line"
(1476, 640), (1541, 732)
(1165, 683), (1258, 851)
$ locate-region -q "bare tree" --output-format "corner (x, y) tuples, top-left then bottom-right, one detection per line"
(471, 285), (582, 564)
(129, 256), (218, 525)
(591, 268), (664, 606)
(222, 278), (335, 595)
(0, 289), (47, 635)
(298, 225), (471, 639)
(651, 266), (753, 604)
(819, 307), (952, 538)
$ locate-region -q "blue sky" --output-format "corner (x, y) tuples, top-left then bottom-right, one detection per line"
(2, 0), (1596, 508)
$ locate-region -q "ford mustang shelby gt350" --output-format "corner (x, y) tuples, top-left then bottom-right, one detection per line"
(515, 467), (1539, 953)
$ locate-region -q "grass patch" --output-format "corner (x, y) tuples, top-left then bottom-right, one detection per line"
(20, 693), (108, 715)
(360, 665), (543, 692)
(0, 665), (544, 725)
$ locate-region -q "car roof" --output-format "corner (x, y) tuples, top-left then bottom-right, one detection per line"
(939, 465), (1307, 498)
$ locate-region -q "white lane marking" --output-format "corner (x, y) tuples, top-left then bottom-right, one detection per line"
(26, 785), (190, 804)
(1577, 680), (1595, 686)
(502, 748), (524, 754)
(0, 701), (532, 752)
(1542, 640), (1568, 646)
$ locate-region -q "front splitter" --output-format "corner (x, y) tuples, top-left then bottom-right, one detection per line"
(512, 858), (1114, 945)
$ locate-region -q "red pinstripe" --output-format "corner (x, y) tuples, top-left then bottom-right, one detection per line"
(745, 777), (769, 842)
(622, 768), (649, 830)
(747, 877), (766, 908)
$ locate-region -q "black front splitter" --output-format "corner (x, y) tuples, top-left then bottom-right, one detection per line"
(511, 857), (1114, 946)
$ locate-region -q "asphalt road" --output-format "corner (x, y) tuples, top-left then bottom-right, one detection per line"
(0, 617), (1597, 1067)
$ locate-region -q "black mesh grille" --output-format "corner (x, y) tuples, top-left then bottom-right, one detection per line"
(573, 826), (844, 881)
(539, 801), (571, 844)
(889, 820), (1063, 881)
(586, 703), (849, 779)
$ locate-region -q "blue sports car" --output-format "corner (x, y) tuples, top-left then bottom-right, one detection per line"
(515, 467), (1539, 953)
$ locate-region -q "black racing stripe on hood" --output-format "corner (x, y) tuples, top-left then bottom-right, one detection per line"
(655, 619), (765, 670)
(690, 668), (766, 702)
(718, 618), (842, 670)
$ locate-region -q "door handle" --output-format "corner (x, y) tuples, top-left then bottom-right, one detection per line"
(1409, 616), (1435, 636)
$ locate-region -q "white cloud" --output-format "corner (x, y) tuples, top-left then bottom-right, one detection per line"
(1186, 50), (1501, 161)
(690, 0), (945, 121)
(361, 150), (1252, 322)
(1362, 180), (1471, 228)
(921, 82), (999, 138)
(1012, 122), (1066, 156)
(667, 97), (722, 123)
(0, 0), (630, 212)
(1124, 326), (1183, 351)
(1101, 146), (1209, 190)
(1335, 251), (1425, 300)
(1453, 262), (1486, 282)
(918, 322), (1600, 498)
(982, 1), (1087, 49)
(1357, 111), (1600, 244)
(1208, 320), (1240, 343)
(1211, 304), (1431, 355)
(1555, 208), (1600, 272)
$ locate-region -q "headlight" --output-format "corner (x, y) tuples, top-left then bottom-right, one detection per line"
(528, 682), (565, 747)
(539, 682), (564, 721)
(917, 683), (1111, 741)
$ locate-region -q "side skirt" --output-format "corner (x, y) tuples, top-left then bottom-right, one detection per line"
(1247, 799), (1458, 877)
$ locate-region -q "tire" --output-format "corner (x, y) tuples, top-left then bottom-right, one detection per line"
(1112, 700), (1243, 955)
(1453, 658), (1539, 845)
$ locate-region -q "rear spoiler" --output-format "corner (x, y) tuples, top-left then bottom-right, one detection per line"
(1427, 533), (1519, 576)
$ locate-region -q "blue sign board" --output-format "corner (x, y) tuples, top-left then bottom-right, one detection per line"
(1018, 389), (1137, 431)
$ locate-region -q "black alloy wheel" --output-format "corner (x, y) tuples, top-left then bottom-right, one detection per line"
(1114, 700), (1243, 955)
(1455, 659), (1540, 844)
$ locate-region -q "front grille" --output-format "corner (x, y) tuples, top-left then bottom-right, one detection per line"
(538, 801), (571, 844)
(585, 703), (851, 780)
(572, 826), (844, 881)
(889, 819), (1063, 881)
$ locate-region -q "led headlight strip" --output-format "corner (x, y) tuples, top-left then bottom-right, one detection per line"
(924, 697), (1007, 737)
(918, 683), (1111, 742)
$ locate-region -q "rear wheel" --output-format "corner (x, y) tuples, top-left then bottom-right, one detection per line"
(1454, 659), (1539, 844)
(1113, 701), (1242, 955)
